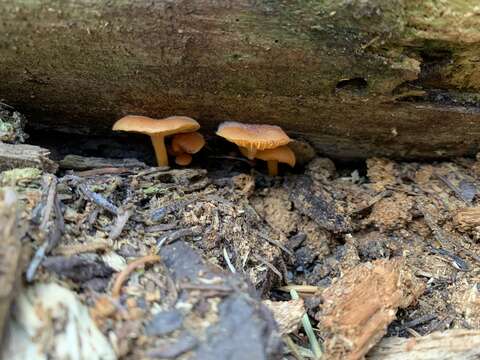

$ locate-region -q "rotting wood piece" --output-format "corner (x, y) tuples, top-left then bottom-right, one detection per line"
(0, 142), (58, 173)
(454, 207), (480, 231)
(316, 258), (425, 360)
(0, 189), (22, 342)
(59, 155), (146, 170)
(367, 329), (480, 360)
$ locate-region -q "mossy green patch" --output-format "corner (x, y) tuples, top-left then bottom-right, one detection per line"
(0, 167), (42, 186)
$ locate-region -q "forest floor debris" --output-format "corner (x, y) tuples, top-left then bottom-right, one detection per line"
(2, 131), (480, 358)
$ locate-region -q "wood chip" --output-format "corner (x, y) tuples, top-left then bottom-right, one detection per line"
(316, 258), (425, 360)
(454, 207), (480, 231)
(0, 142), (58, 172)
(263, 299), (304, 335)
(59, 154), (145, 170)
(367, 329), (480, 360)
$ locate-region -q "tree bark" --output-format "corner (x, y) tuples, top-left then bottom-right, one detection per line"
(1, 0), (480, 159)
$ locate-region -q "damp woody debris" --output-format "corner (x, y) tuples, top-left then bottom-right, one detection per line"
(3, 106), (480, 359)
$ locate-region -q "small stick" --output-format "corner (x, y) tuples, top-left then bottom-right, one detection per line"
(55, 241), (110, 256)
(109, 208), (132, 241)
(39, 176), (57, 231)
(26, 184), (64, 282)
(223, 247), (236, 273)
(253, 253), (282, 279)
(258, 232), (293, 257)
(111, 255), (161, 298)
(78, 183), (119, 215)
(75, 167), (132, 177)
(278, 285), (320, 294)
(157, 226), (202, 248)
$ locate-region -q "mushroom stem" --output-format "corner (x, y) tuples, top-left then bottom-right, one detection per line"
(267, 160), (278, 176)
(150, 134), (169, 166)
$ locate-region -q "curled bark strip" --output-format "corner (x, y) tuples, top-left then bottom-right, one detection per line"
(111, 255), (161, 299)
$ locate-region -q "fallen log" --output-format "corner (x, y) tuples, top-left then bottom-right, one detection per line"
(1, 1), (480, 159)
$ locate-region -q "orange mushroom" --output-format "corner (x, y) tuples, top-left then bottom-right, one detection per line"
(175, 153), (193, 166)
(216, 121), (291, 160)
(240, 145), (296, 176)
(171, 132), (205, 155)
(169, 132), (205, 167)
(112, 115), (199, 167)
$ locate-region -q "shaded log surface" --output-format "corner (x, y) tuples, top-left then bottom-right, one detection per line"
(1, 1), (480, 159)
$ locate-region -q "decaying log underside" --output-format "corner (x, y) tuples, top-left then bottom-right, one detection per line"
(1, 1), (480, 159)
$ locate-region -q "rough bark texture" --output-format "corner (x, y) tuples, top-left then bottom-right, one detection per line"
(1, 1), (480, 159)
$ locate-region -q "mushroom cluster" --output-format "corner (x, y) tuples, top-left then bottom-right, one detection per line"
(113, 115), (295, 175)
(112, 115), (203, 167)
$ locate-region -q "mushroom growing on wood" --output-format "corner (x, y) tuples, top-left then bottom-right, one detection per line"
(169, 132), (205, 167)
(112, 115), (199, 167)
(240, 145), (296, 176)
(216, 121), (291, 160)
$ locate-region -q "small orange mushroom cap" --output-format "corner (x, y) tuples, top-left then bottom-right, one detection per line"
(113, 115), (199, 136)
(240, 145), (296, 167)
(175, 153), (193, 166)
(171, 132), (205, 155)
(216, 121), (291, 159)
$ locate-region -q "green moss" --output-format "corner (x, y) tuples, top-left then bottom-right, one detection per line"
(0, 167), (42, 186)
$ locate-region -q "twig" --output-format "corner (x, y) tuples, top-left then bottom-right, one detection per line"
(258, 232), (293, 257)
(149, 200), (194, 222)
(39, 176), (57, 231)
(144, 223), (177, 233)
(75, 167), (132, 177)
(26, 180), (65, 282)
(111, 254), (161, 298)
(278, 285), (320, 294)
(435, 172), (472, 204)
(109, 208), (132, 240)
(157, 226), (202, 248)
(55, 241), (110, 256)
(291, 289), (323, 359)
(223, 247), (236, 273)
(179, 283), (233, 293)
(78, 183), (118, 215)
(253, 253), (282, 280)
